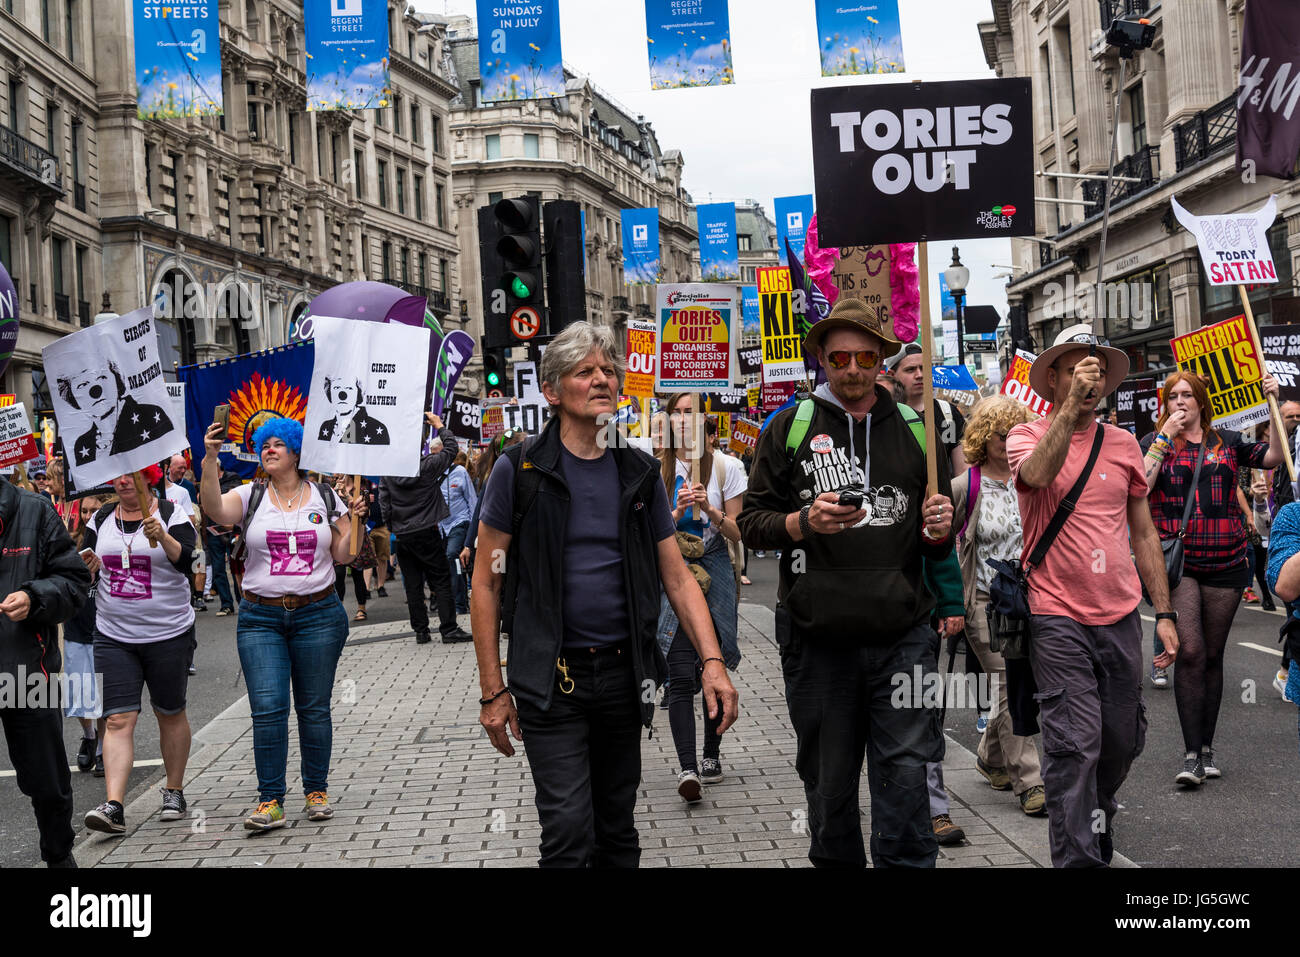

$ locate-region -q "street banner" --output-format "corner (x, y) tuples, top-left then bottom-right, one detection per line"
(759, 267), (804, 384)
(814, 0), (906, 76)
(1171, 314), (1269, 431)
(624, 317), (658, 398)
(644, 0), (734, 90)
(1171, 195), (1279, 286)
(811, 77), (1035, 245)
(474, 0), (564, 103)
(655, 284), (738, 392)
(705, 389), (746, 414)
(942, 320), (959, 363)
(179, 341), (313, 480)
(1115, 376), (1158, 436)
(741, 285), (760, 337)
(939, 273), (957, 320)
(480, 398), (506, 446)
(932, 365), (977, 391)
(448, 392), (481, 442)
(300, 316), (430, 478)
(1260, 324), (1300, 403)
(132, 0), (223, 120)
(737, 343), (763, 377)
(698, 202), (740, 281)
(44, 308), (186, 489)
(622, 208), (660, 285)
(0, 259), (17, 378)
(774, 195), (814, 266)
(1237, 0), (1300, 180)
(0, 403), (38, 470)
(304, 0), (390, 112)
(730, 416), (760, 453)
(1000, 349), (1052, 417)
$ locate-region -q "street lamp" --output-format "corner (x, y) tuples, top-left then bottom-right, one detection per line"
(944, 246), (970, 367)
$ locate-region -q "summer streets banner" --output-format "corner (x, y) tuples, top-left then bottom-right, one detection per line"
(622, 208), (661, 285)
(644, 0), (734, 90)
(179, 341), (315, 480)
(698, 202), (740, 282)
(814, 0), (905, 77)
(476, 0), (565, 103)
(133, 0), (223, 120)
(811, 77), (1035, 245)
(304, 0), (390, 111)
(741, 285), (759, 338)
(774, 194), (814, 267)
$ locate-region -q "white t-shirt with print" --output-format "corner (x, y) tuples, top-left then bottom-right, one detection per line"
(236, 482), (341, 598)
(675, 452), (747, 545)
(88, 503), (196, 643)
(165, 482), (195, 518)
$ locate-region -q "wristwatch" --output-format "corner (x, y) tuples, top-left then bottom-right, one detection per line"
(1155, 612), (1179, 624)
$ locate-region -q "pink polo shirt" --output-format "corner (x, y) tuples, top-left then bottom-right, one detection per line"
(1006, 416), (1147, 625)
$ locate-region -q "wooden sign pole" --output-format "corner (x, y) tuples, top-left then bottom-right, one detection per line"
(1237, 285), (1297, 483)
(131, 471), (160, 546)
(690, 393), (701, 521)
(350, 474), (363, 556)
(917, 242), (939, 497)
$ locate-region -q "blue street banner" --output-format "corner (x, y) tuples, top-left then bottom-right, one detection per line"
(644, 0), (735, 90)
(133, 0), (224, 120)
(304, 0), (390, 111)
(622, 208), (661, 285)
(178, 341), (315, 480)
(741, 285), (759, 338)
(774, 194), (814, 267)
(939, 273), (957, 321)
(932, 364), (978, 391)
(814, 0), (906, 76)
(698, 202), (739, 282)
(476, 0), (565, 103)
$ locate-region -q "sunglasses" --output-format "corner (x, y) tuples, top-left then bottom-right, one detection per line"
(825, 350), (880, 370)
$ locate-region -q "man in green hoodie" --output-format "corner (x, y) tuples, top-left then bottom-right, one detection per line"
(738, 297), (956, 868)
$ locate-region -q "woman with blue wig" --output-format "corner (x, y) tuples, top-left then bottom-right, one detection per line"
(200, 415), (367, 832)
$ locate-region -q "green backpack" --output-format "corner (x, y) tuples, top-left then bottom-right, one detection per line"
(784, 398), (926, 457)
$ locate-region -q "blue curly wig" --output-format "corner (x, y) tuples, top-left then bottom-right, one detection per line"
(252, 417), (304, 457)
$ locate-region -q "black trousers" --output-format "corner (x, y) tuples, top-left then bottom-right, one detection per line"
(334, 564), (369, 605)
(393, 526), (457, 637)
(778, 617), (943, 868)
(1, 700), (75, 863)
(514, 647), (643, 867)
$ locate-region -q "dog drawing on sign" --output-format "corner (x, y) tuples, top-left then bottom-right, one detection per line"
(317, 376), (390, 445)
(57, 360), (175, 467)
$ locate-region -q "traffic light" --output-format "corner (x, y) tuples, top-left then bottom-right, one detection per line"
(481, 341), (507, 398)
(543, 200), (585, 334)
(494, 197), (543, 315)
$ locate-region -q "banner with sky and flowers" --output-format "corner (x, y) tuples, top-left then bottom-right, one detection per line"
(133, 0), (224, 120)
(475, 0), (565, 103)
(644, 0), (735, 89)
(304, 0), (391, 111)
(814, 0), (905, 76)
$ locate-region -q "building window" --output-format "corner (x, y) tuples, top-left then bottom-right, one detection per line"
(0, 217), (11, 280)
(41, 0), (52, 43)
(431, 114), (442, 153)
(247, 83), (260, 139)
(288, 112), (298, 165)
(396, 167), (406, 215)
(524, 133), (539, 158)
(393, 94), (402, 136)
(51, 235), (65, 296)
(360, 233), (369, 278)
(418, 252), (427, 287)
(413, 173), (424, 220)
(488, 190), (503, 206)
(410, 103), (421, 143)
(1040, 43), (1054, 131)
(381, 241), (392, 281)
(1129, 84), (1146, 154)
(401, 246), (411, 285)
(66, 0), (76, 61)
(246, 0), (259, 41)
(225, 177), (235, 246)
(738, 235), (751, 252)
(170, 152), (184, 225)
(75, 243), (85, 309)
(407, 31), (415, 60)
(7, 78), (23, 133)
(439, 257), (448, 295)
(331, 133), (341, 182)
(1057, 23), (1075, 119)
(377, 158), (388, 208)
(435, 183), (446, 229)
(485, 134), (501, 160)
(354, 148), (366, 200)
(45, 102), (58, 156)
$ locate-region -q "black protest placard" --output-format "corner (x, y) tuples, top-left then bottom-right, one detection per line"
(448, 392), (482, 442)
(810, 78), (1035, 245)
(1259, 325), (1300, 403)
(706, 390), (747, 414)
(1115, 377), (1157, 436)
(737, 344), (763, 377)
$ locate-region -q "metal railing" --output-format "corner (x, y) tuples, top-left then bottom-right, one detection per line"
(1099, 0), (1149, 29)
(1081, 144), (1160, 212)
(54, 292), (70, 324)
(1174, 95), (1237, 172)
(78, 300), (90, 327)
(0, 125), (61, 189)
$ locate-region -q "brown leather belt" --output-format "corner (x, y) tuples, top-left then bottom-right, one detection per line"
(242, 586), (336, 610)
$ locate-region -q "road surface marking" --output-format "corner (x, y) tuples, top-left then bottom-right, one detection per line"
(0, 757), (165, 779)
(1238, 641), (1283, 658)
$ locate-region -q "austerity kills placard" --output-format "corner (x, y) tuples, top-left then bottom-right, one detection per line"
(1171, 195), (1279, 287)
(1171, 314), (1269, 430)
(811, 77), (1035, 245)
(1259, 324), (1300, 403)
(655, 284), (738, 392)
(758, 267), (804, 384)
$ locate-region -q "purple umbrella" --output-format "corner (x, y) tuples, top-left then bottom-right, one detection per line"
(0, 259), (19, 378)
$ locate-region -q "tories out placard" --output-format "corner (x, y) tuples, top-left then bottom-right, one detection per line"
(655, 284), (738, 392)
(810, 77), (1035, 245)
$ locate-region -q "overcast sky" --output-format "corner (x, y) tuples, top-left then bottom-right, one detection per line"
(418, 0), (1014, 332)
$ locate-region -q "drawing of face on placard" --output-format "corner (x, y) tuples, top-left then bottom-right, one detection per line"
(317, 375), (391, 446)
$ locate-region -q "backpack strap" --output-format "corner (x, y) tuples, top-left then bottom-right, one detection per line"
(959, 464), (980, 542)
(1025, 424), (1106, 572)
(311, 480), (340, 521)
(784, 399), (816, 456)
(712, 450), (729, 494)
(508, 437), (543, 537)
(897, 403), (927, 452)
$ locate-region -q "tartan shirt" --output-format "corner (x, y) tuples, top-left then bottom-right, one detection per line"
(1140, 429), (1267, 572)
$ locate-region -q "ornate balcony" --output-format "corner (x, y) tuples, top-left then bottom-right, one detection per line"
(1081, 144), (1160, 214)
(1174, 95), (1237, 172)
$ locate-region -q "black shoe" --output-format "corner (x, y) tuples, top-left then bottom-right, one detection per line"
(76, 737), (95, 772)
(47, 853), (77, 869)
(192, 596), (207, 612)
(377, 587), (388, 598)
(1175, 754), (1206, 787)
(160, 787), (187, 821)
(1099, 830), (1114, 866)
(441, 627), (473, 644)
(415, 631), (432, 645)
(1262, 598), (1277, 612)
(93, 754), (104, 777)
(84, 801), (125, 834)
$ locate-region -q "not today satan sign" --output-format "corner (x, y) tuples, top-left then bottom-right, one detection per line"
(1171, 195), (1279, 286)
(811, 77), (1035, 245)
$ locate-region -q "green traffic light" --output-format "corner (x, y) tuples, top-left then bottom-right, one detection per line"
(510, 276), (531, 299)
(486, 370), (501, 386)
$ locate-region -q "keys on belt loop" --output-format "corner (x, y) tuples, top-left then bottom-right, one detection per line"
(556, 657), (575, 695)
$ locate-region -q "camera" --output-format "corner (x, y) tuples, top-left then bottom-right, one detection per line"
(1105, 17), (1155, 58)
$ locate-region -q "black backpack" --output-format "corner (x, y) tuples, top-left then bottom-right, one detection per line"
(498, 438), (544, 637)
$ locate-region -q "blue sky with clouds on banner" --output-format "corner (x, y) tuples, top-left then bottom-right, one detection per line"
(419, 0), (1014, 322)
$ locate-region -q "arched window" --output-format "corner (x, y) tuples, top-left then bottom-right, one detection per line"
(155, 268), (197, 374)
(245, 0), (260, 42)
(216, 282), (254, 355)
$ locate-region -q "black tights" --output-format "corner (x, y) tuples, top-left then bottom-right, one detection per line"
(1170, 576), (1240, 753)
(667, 629), (722, 772)
(1252, 542), (1273, 604)
(335, 564), (368, 605)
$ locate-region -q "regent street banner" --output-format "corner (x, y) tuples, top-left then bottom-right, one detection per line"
(774, 194), (814, 267)
(304, 0), (390, 112)
(133, 0), (224, 120)
(698, 202), (740, 282)
(476, 0), (565, 103)
(644, 0), (735, 90)
(622, 208), (661, 285)
(814, 0), (906, 77)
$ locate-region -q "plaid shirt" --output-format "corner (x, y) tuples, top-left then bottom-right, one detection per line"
(1141, 429), (1267, 572)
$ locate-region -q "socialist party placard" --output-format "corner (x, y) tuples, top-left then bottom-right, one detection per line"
(810, 78), (1035, 245)
(655, 284), (738, 392)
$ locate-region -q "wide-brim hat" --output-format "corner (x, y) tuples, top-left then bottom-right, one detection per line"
(803, 297), (903, 361)
(1028, 323), (1130, 400)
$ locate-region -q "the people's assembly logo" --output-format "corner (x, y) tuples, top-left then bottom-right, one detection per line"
(976, 204), (1017, 230)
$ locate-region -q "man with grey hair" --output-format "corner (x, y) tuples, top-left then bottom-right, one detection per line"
(472, 321), (739, 867)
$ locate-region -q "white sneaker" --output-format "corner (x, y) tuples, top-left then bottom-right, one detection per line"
(1274, 669), (1293, 702)
(676, 769), (702, 803)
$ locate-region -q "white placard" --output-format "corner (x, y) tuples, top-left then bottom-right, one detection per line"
(43, 307), (187, 488)
(1171, 194), (1279, 287)
(513, 361), (542, 402)
(299, 316), (431, 478)
(166, 382), (186, 431)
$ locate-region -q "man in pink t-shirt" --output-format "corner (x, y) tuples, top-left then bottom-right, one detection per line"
(1005, 324), (1180, 868)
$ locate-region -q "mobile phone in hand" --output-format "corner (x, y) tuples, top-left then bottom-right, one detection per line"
(837, 490), (864, 509)
(213, 403), (231, 436)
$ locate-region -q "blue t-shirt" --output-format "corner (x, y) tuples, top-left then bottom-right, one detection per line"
(480, 444), (675, 647)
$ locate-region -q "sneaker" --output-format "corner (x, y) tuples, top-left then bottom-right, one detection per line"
(700, 757), (723, 783)
(415, 631), (432, 645)
(1262, 597), (1277, 612)
(376, 587), (389, 598)
(1175, 753), (1206, 787)
(1274, 669), (1292, 701)
(1099, 829), (1114, 866)
(214, 607), (233, 617)
(192, 596), (207, 612)
(677, 769), (702, 803)
(188, 663), (196, 675)
(754, 550), (766, 558)
(244, 799), (286, 832)
(84, 801), (125, 834)
(1019, 785), (1047, 816)
(160, 787), (186, 821)
(1151, 666), (1169, 688)
(93, 753), (104, 777)
(976, 756), (1011, 791)
(1244, 587), (1260, 604)
(441, 627), (473, 644)
(304, 791), (334, 821)
(932, 813), (965, 846)
(76, 737), (95, 773)
(1201, 748), (1221, 779)
(47, 853), (77, 869)
(975, 712), (989, 734)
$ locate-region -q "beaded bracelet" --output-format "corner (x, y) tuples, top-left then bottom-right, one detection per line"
(479, 687), (510, 706)
(703, 657), (725, 668)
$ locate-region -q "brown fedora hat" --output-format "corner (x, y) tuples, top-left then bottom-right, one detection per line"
(803, 297), (904, 361)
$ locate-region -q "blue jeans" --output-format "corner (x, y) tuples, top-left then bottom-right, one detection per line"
(443, 521), (471, 613)
(236, 594), (348, 803)
(205, 531), (236, 611)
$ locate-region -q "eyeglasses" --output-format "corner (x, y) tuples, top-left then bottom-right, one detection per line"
(825, 350), (880, 370)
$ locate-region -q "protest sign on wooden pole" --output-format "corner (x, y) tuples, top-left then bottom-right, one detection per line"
(690, 393), (701, 521)
(1237, 286), (1296, 483)
(351, 474), (362, 556)
(918, 243), (938, 497)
